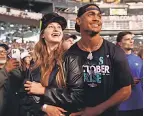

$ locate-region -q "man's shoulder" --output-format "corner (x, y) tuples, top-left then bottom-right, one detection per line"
(103, 39), (116, 48)
(68, 43), (78, 51)
(103, 39), (123, 55)
(129, 53), (143, 62)
(65, 43), (79, 55)
(63, 43), (84, 62)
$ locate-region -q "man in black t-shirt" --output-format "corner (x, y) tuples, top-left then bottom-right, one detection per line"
(67, 3), (132, 116)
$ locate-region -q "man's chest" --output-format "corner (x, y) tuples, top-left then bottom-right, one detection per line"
(82, 52), (113, 88)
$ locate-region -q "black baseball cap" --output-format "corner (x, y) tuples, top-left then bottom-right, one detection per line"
(75, 4), (102, 32)
(0, 44), (9, 51)
(40, 13), (67, 32)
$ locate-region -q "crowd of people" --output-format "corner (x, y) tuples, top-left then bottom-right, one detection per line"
(0, 3), (143, 116)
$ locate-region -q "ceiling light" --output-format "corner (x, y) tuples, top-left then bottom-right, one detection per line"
(10, 24), (14, 27)
(0, 27), (4, 30)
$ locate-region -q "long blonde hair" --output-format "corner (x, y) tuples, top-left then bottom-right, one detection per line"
(32, 35), (66, 87)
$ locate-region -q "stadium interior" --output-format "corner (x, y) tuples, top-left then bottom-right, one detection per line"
(0, 0), (143, 45)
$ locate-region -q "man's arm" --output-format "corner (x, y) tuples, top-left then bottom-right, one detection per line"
(94, 85), (131, 113)
(97, 46), (132, 114)
(0, 68), (9, 87)
(70, 85), (131, 116)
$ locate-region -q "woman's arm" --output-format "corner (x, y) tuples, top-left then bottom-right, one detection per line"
(25, 55), (84, 112)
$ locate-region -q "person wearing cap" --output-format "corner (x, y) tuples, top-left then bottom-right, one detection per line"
(0, 44), (22, 116)
(62, 34), (78, 51)
(116, 31), (143, 116)
(19, 12), (84, 116)
(20, 51), (32, 71)
(64, 4), (133, 116)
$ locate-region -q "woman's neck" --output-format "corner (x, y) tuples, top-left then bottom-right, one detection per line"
(45, 42), (59, 54)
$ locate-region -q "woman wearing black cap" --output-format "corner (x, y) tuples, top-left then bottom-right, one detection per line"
(19, 12), (84, 116)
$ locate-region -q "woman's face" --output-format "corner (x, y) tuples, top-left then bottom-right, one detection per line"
(24, 56), (32, 65)
(42, 22), (63, 44)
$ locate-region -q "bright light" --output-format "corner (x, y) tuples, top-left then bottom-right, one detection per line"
(19, 28), (22, 31)
(10, 24), (14, 27)
(0, 27), (4, 30)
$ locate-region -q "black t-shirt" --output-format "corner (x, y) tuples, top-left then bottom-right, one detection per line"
(68, 39), (132, 116)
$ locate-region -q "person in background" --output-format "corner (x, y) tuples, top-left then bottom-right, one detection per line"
(116, 31), (143, 116)
(138, 48), (143, 60)
(20, 51), (32, 71)
(69, 3), (132, 116)
(0, 44), (9, 69)
(0, 43), (22, 116)
(62, 34), (77, 51)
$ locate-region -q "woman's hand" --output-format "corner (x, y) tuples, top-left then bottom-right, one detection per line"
(24, 81), (45, 95)
(42, 104), (67, 116)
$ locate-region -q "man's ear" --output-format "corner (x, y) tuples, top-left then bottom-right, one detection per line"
(76, 18), (81, 25)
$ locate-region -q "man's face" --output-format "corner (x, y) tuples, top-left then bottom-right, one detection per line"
(119, 34), (134, 50)
(77, 6), (102, 33)
(0, 47), (7, 64)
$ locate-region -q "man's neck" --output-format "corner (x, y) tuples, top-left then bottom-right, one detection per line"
(124, 49), (132, 55)
(79, 32), (102, 51)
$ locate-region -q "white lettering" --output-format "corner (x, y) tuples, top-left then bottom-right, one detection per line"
(96, 66), (101, 73)
(83, 65), (110, 74)
(101, 65), (105, 73)
(105, 66), (110, 73)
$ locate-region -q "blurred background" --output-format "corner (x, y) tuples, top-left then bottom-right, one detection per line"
(0, 0), (143, 50)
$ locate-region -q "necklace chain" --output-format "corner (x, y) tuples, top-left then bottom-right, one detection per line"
(78, 38), (102, 60)
(79, 38), (101, 53)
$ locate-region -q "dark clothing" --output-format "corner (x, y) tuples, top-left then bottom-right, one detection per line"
(44, 57), (84, 113)
(0, 68), (9, 115)
(66, 39), (132, 116)
(18, 67), (44, 116)
(19, 59), (84, 116)
(118, 109), (143, 116)
(0, 68), (23, 116)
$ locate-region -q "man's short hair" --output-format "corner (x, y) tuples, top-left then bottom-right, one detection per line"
(116, 31), (133, 42)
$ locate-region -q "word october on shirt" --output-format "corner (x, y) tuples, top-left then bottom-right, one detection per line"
(68, 39), (132, 116)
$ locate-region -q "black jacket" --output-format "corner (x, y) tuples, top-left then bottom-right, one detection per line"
(19, 54), (85, 116)
(1, 68), (24, 116)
